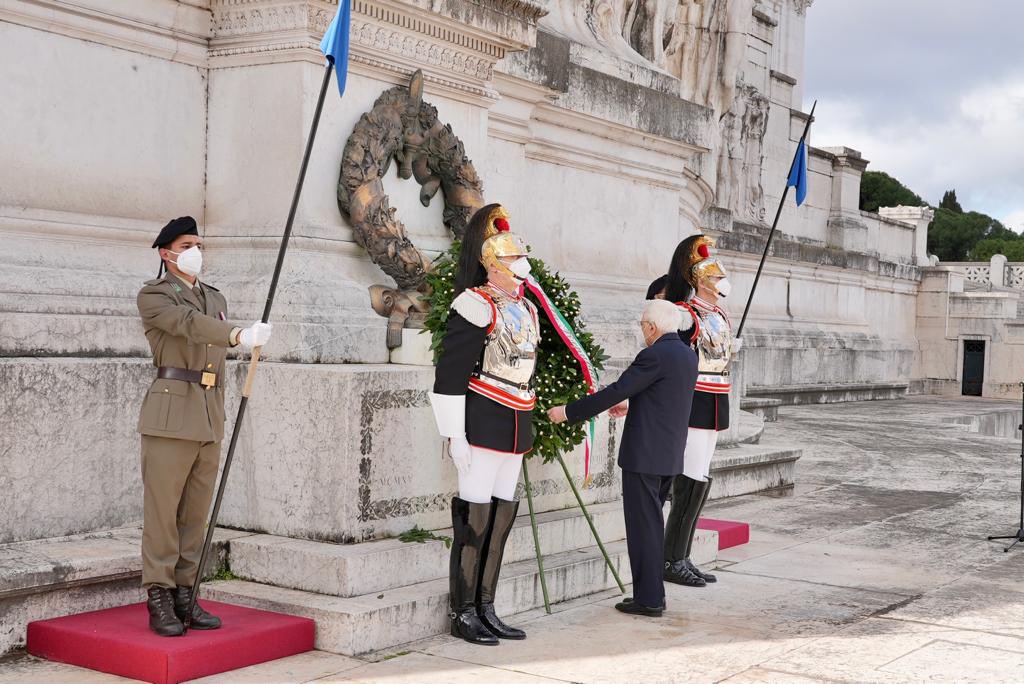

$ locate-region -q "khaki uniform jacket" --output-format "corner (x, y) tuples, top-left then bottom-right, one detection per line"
(137, 276), (236, 443)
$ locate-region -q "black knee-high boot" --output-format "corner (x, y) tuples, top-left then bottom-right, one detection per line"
(682, 477), (716, 583)
(449, 497), (499, 645)
(663, 475), (709, 587)
(476, 498), (526, 639)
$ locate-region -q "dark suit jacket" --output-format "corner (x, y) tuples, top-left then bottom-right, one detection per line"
(564, 333), (698, 476)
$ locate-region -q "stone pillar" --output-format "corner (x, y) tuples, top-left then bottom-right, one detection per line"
(825, 147), (868, 215)
(878, 205), (934, 266)
(719, 348), (747, 447)
(990, 254), (1008, 287)
(822, 146), (868, 253)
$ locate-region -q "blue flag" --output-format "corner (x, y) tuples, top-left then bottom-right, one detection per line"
(787, 138), (808, 206)
(320, 0), (352, 96)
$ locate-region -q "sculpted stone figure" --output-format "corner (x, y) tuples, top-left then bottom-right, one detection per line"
(716, 85), (769, 221)
(661, 0), (753, 114)
(620, 0), (673, 65)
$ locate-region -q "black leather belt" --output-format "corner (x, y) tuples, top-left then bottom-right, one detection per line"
(476, 370), (531, 391)
(158, 366), (218, 389)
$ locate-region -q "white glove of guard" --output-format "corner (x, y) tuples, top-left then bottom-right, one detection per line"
(449, 436), (472, 475)
(239, 321), (273, 350)
(732, 337), (743, 354)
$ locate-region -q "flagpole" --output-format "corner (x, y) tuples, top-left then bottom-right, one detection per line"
(184, 61), (335, 630)
(736, 100), (817, 338)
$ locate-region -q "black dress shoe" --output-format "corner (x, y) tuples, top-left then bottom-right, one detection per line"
(684, 558), (717, 583)
(147, 587), (185, 637)
(173, 586), (222, 630)
(664, 560), (706, 587)
(478, 602), (526, 640)
(451, 608), (500, 645)
(621, 597), (667, 611)
(615, 599), (663, 617)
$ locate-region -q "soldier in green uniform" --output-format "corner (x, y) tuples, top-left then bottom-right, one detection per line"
(137, 216), (272, 636)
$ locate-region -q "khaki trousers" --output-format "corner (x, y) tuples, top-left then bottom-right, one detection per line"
(141, 435), (220, 588)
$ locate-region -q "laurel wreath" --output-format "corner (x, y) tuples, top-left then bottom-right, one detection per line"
(424, 242), (609, 463)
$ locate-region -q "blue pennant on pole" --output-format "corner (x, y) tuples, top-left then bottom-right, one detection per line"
(787, 138), (809, 206)
(320, 0), (352, 96)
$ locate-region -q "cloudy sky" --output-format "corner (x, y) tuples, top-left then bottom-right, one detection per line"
(804, 1), (1024, 231)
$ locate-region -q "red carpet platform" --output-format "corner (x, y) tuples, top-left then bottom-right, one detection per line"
(697, 518), (750, 550)
(27, 600), (315, 684)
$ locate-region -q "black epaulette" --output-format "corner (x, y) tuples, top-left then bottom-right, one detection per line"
(203, 282), (221, 292)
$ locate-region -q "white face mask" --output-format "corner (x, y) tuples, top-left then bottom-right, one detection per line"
(168, 245), (203, 277)
(508, 257), (532, 280)
(715, 277), (732, 299)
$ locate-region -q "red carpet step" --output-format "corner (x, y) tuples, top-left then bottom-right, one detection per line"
(697, 518), (750, 550)
(27, 600), (314, 684)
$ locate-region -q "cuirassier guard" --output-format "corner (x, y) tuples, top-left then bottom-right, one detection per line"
(429, 203), (538, 646)
(648, 235), (742, 588)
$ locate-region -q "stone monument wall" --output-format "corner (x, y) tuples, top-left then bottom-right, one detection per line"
(1, 0), (930, 543)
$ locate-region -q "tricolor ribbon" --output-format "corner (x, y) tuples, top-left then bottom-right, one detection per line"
(524, 274), (599, 481)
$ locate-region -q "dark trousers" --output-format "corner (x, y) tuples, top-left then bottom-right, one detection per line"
(621, 469), (673, 607)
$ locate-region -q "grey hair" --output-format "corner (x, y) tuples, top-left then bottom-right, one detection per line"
(642, 299), (682, 335)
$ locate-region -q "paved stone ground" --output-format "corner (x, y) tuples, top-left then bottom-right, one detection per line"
(3, 397), (1023, 683)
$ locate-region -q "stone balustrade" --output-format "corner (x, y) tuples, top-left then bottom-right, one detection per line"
(944, 258), (1024, 289)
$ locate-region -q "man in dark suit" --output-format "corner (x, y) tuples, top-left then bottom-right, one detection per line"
(548, 299), (698, 617)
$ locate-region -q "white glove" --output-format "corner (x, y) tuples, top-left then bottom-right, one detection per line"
(449, 436), (472, 475)
(732, 337), (743, 354)
(239, 321), (273, 350)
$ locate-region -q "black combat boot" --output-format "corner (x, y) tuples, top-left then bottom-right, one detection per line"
(173, 585), (222, 630)
(449, 497), (499, 645)
(663, 476), (710, 587)
(476, 498), (526, 640)
(147, 586), (185, 636)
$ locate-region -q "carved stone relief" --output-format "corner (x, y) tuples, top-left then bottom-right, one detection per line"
(716, 85), (769, 221)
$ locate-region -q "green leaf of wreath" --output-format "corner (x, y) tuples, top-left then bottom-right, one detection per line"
(424, 242), (610, 464)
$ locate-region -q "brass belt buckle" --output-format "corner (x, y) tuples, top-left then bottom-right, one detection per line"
(201, 372), (217, 389)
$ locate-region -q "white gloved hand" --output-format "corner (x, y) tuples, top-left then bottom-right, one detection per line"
(449, 436), (472, 475)
(239, 321), (273, 350)
(732, 337), (743, 354)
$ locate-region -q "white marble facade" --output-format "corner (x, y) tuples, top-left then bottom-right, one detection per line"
(0, 0), (957, 542)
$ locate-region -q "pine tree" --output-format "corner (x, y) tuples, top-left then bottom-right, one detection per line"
(939, 189), (963, 213)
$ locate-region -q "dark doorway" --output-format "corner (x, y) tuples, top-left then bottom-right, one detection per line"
(962, 340), (985, 396)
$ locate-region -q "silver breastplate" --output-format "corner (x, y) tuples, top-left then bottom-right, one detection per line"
(692, 302), (733, 375)
(478, 288), (539, 398)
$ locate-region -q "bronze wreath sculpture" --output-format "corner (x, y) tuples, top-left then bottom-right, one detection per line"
(337, 70), (484, 346)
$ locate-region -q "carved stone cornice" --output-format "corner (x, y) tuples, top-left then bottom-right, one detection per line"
(209, 0), (544, 95)
(0, 0), (210, 67)
(211, 1), (332, 39)
(792, 0), (814, 16)
(479, 0), (548, 22)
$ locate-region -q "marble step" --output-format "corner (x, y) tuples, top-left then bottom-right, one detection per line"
(734, 409), (765, 445)
(710, 440), (802, 500)
(229, 501), (631, 598)
(746, 381), (909, 406)
(205, 531), (716, 656)
(741, 396), (783, 423)
(0, 526), (247, 655)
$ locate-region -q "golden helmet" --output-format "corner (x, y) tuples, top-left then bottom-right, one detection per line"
(479, 205), (528, 276)
(688, 235), (728, 288)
